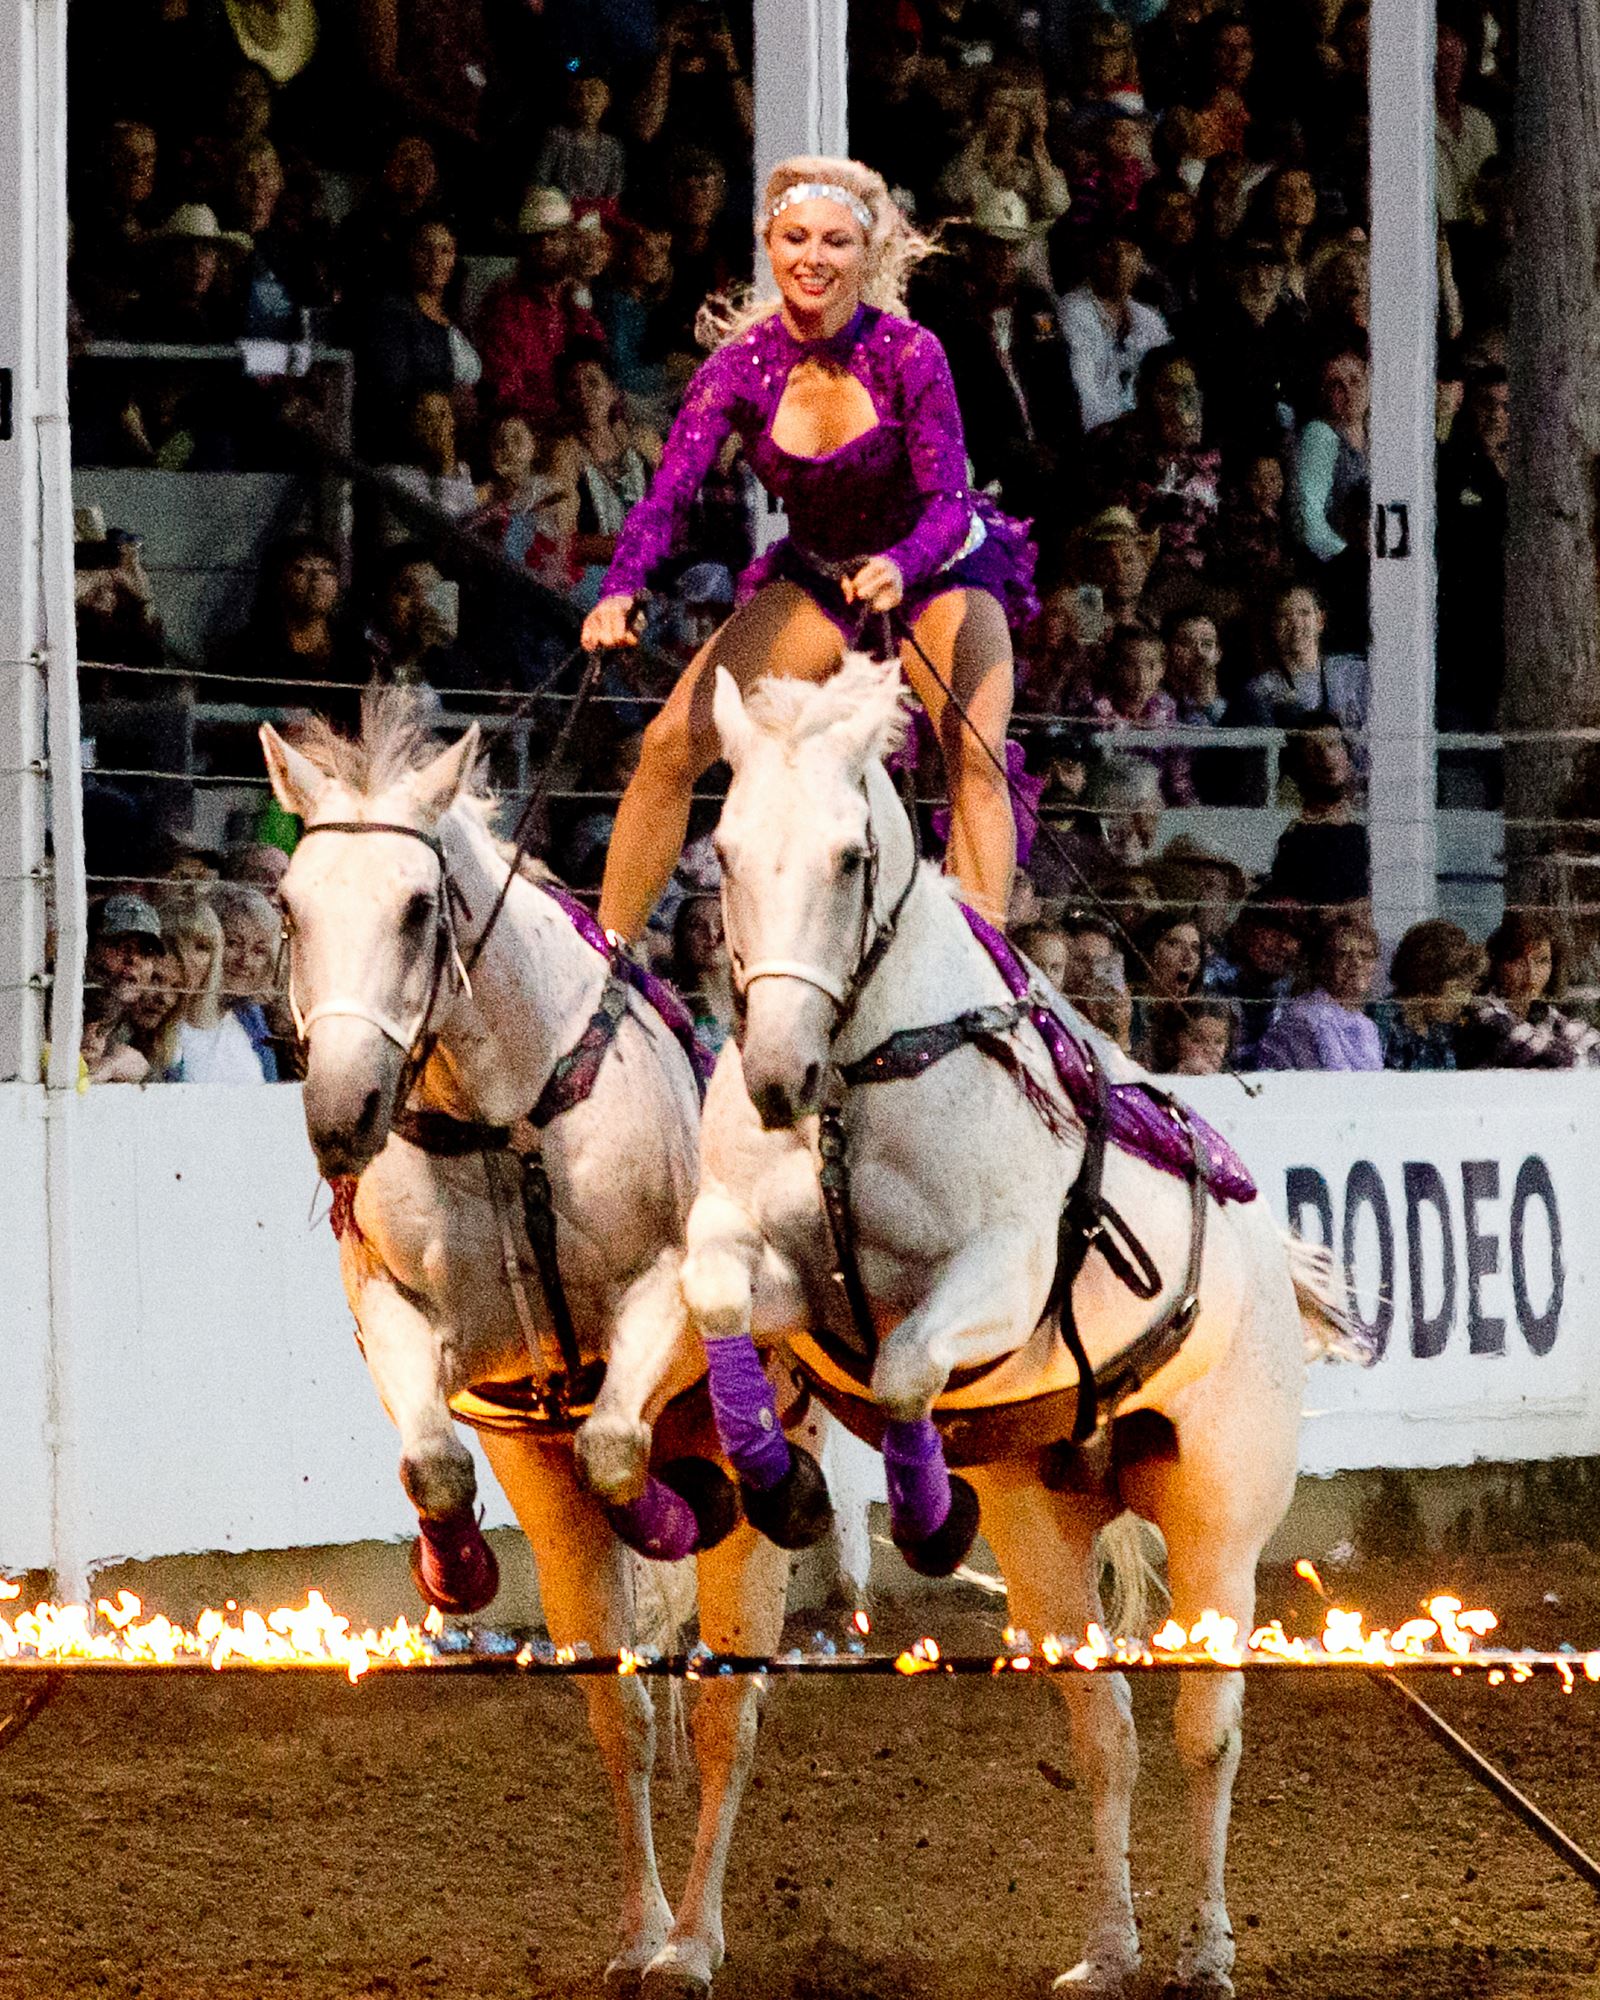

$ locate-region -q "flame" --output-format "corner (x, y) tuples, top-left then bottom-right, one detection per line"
(0, 1586), (431, 1683)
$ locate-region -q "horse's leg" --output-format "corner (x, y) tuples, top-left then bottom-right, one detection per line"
(478, 1431), (675, 1991)
(976, 1465), (1140, 1999)
(869, 1228), (1043, 1570)
(682, 1185), (833, 1550)
(642, 1512), (791, 1999)
(577, 1249), (700, 1502)
(348, 1263), (498, 1612)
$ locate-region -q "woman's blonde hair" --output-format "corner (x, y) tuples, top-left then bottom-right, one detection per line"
(160, 893), (225, 1030)
(697, 155), (935, 348)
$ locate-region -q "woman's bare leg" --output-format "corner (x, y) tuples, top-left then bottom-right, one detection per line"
(597, 583), (845, 941)
(899, 588), (1017, 924)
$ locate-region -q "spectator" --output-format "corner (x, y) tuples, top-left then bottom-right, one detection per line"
(75, 532), (167, 662)
(1072, 505), (1158, 630)
(561, 345), (661, 609)
(80, 984), (151, 1084)
(1088, 346), (1222, 590)
(218, 535), (354, 709)
(570, 210), (619, 312)
(360, 544), (461, 691)
(1213, 448), (1295, 596)
(71, 119), (161, 334)
(1435, 17), (1498, 226)
(86, 894), (165, 1015)
(472, 412), (580, 593)
(1435, 363), (1508, 731)
(1243, 165), (1319, 303)
(1134, 178), (1202, 334)
(1147, 995), (1237, 1075)
(632, 7), (755, 179)
(212, 880), (286, 1080)
(1232, 583), (1367, 739)
(534, 66), (628, 208)
(1146, 833), (1247, 949)
(131, 204), (249, 343)
(1163, 609), (1226, 727)
(1377, 918), (1484, 1070)
(1204, 895), (1302, 1067)
(1012, 919), (1071, 995)
(595, 220), (677, 410)
(1291, 348), (1369, 636)
(654, 147), (747, 357)
(1083, 751), (1164, 877)
(156, 896), (268, 1084)
(1189, 14), (1256, 159)
(354, 0), (492, 152)
(1074, 624), (1185, 800)
(919, 190), (1080, 530)
(1129, 905), (1203, 1060)
(1053, 906), (1125, 1012)
(224, 137), (322, 338)
(339, 134), (445, 309)
(1255, 914), (1382, 1070)
(1194, 239), (1305, 454)
(1059, 230), (1170, 434)
(938, 72), (1070, 281)
(1456, 914), (1600, 1069)
(477, 189), (606, 429)
(1265, 717), (1371, 913)
(224, 842), (290, 898)
(128, 939), (186, 1081)
(359, 217), (482, 458)
(670, 894), (735, 1053)
(379, 387), (480, 530)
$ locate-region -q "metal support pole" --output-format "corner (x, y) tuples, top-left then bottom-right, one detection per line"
(752, 0), (849, 203)
(1367, 0), (1440, 940)
(0, 0), (49, 1083)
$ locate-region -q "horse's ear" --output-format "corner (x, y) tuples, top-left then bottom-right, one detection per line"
(408, 724), (481, 819)
(712, 666), (753, 767)
(260, 723), (326, 819)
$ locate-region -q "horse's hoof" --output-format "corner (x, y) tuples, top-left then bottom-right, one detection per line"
(892, 1473), (980, 1578)
(739, 1442), (834, 1551)
(1162, 1980), (1234, 2000)
(1052, 1966), (1136, 1998)
(640, 1936), (718, 1999)
(409, 1507), (499, 1615)
(658, 1456), (739, 1552)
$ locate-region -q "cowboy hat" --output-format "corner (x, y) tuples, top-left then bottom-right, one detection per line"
(150, 203), (252, 250)
(224, 0), (319, 83)
(1147, 834), (1251, 905)
(518, 187), (576, 235)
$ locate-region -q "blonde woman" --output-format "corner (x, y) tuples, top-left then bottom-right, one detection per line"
(581, 154), (1038, 933)
(159, 896), (267, 1085)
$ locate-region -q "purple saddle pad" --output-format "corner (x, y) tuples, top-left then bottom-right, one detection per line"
(962, 904), (1256, 1206)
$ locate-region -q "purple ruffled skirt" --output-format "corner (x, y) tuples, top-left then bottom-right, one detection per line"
(737, 492), (1039, 639)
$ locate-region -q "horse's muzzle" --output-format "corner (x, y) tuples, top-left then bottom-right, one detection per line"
(748, 1060), (823, 1131)
(301, 1027), (401, 1176)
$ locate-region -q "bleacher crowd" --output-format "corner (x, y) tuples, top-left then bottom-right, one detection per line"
(65, 0), (1544, 1082)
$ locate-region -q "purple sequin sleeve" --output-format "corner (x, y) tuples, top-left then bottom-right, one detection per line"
(600, 346), (742, 602)
(881, 327), (979, 591)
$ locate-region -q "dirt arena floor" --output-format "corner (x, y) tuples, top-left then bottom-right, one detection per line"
(1, 1549), (1598, 2000)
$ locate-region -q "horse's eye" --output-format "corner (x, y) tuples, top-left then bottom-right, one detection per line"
(838, 847), (865, 878)
(402, 891), (433, 930)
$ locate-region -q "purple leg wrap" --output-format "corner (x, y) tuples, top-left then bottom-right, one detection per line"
(704, 1336), (790, 1492)
(413, 1506), (499, 1615)
(883, 1417), (953, 1546)
(610, 1477), (701, 1562)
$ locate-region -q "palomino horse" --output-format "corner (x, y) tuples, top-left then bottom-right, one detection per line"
(672, 657), (1357, 1998)
(260, 694), (822, 1998)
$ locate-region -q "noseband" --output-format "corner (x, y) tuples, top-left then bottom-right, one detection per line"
(727, 788), (918, 1044)
(284, 820), (471, 1075)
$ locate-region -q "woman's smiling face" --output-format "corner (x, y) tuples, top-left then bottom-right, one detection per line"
(766, 198), (867, 323)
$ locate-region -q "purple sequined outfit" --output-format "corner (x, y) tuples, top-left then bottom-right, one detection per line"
(602, 305), (1038, 635)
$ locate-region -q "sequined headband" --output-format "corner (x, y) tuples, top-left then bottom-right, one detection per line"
(769, 181), (874, 231)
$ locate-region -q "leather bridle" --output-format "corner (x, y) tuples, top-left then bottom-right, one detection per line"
(726, 784), (919, 1047)
(283, 819), (472, 1097)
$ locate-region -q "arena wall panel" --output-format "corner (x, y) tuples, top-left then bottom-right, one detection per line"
(1, 1072), (1596, 1575)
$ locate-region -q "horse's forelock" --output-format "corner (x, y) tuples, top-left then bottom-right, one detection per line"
(289, 686), (490, 812)
(742, 654), (910, 760)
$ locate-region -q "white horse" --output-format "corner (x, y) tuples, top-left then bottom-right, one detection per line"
(260, 695), (815, 1998)
(678, 657), (1356, 1999)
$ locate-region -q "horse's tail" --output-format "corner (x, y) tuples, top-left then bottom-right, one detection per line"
(1096, 1513), (1169, 1640)
(1284, 1229), (1375, 1365)
(632, 1551), (699, 1776)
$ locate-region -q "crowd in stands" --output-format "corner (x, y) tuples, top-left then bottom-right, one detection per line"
(66, 0), (1540, 1080)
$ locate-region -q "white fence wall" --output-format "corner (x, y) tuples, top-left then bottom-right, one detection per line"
(2, 1072), (1596, 1578)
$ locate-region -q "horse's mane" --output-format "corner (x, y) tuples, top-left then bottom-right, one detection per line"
(743, 653), (911, 760)
(291, 686), (493, 814)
